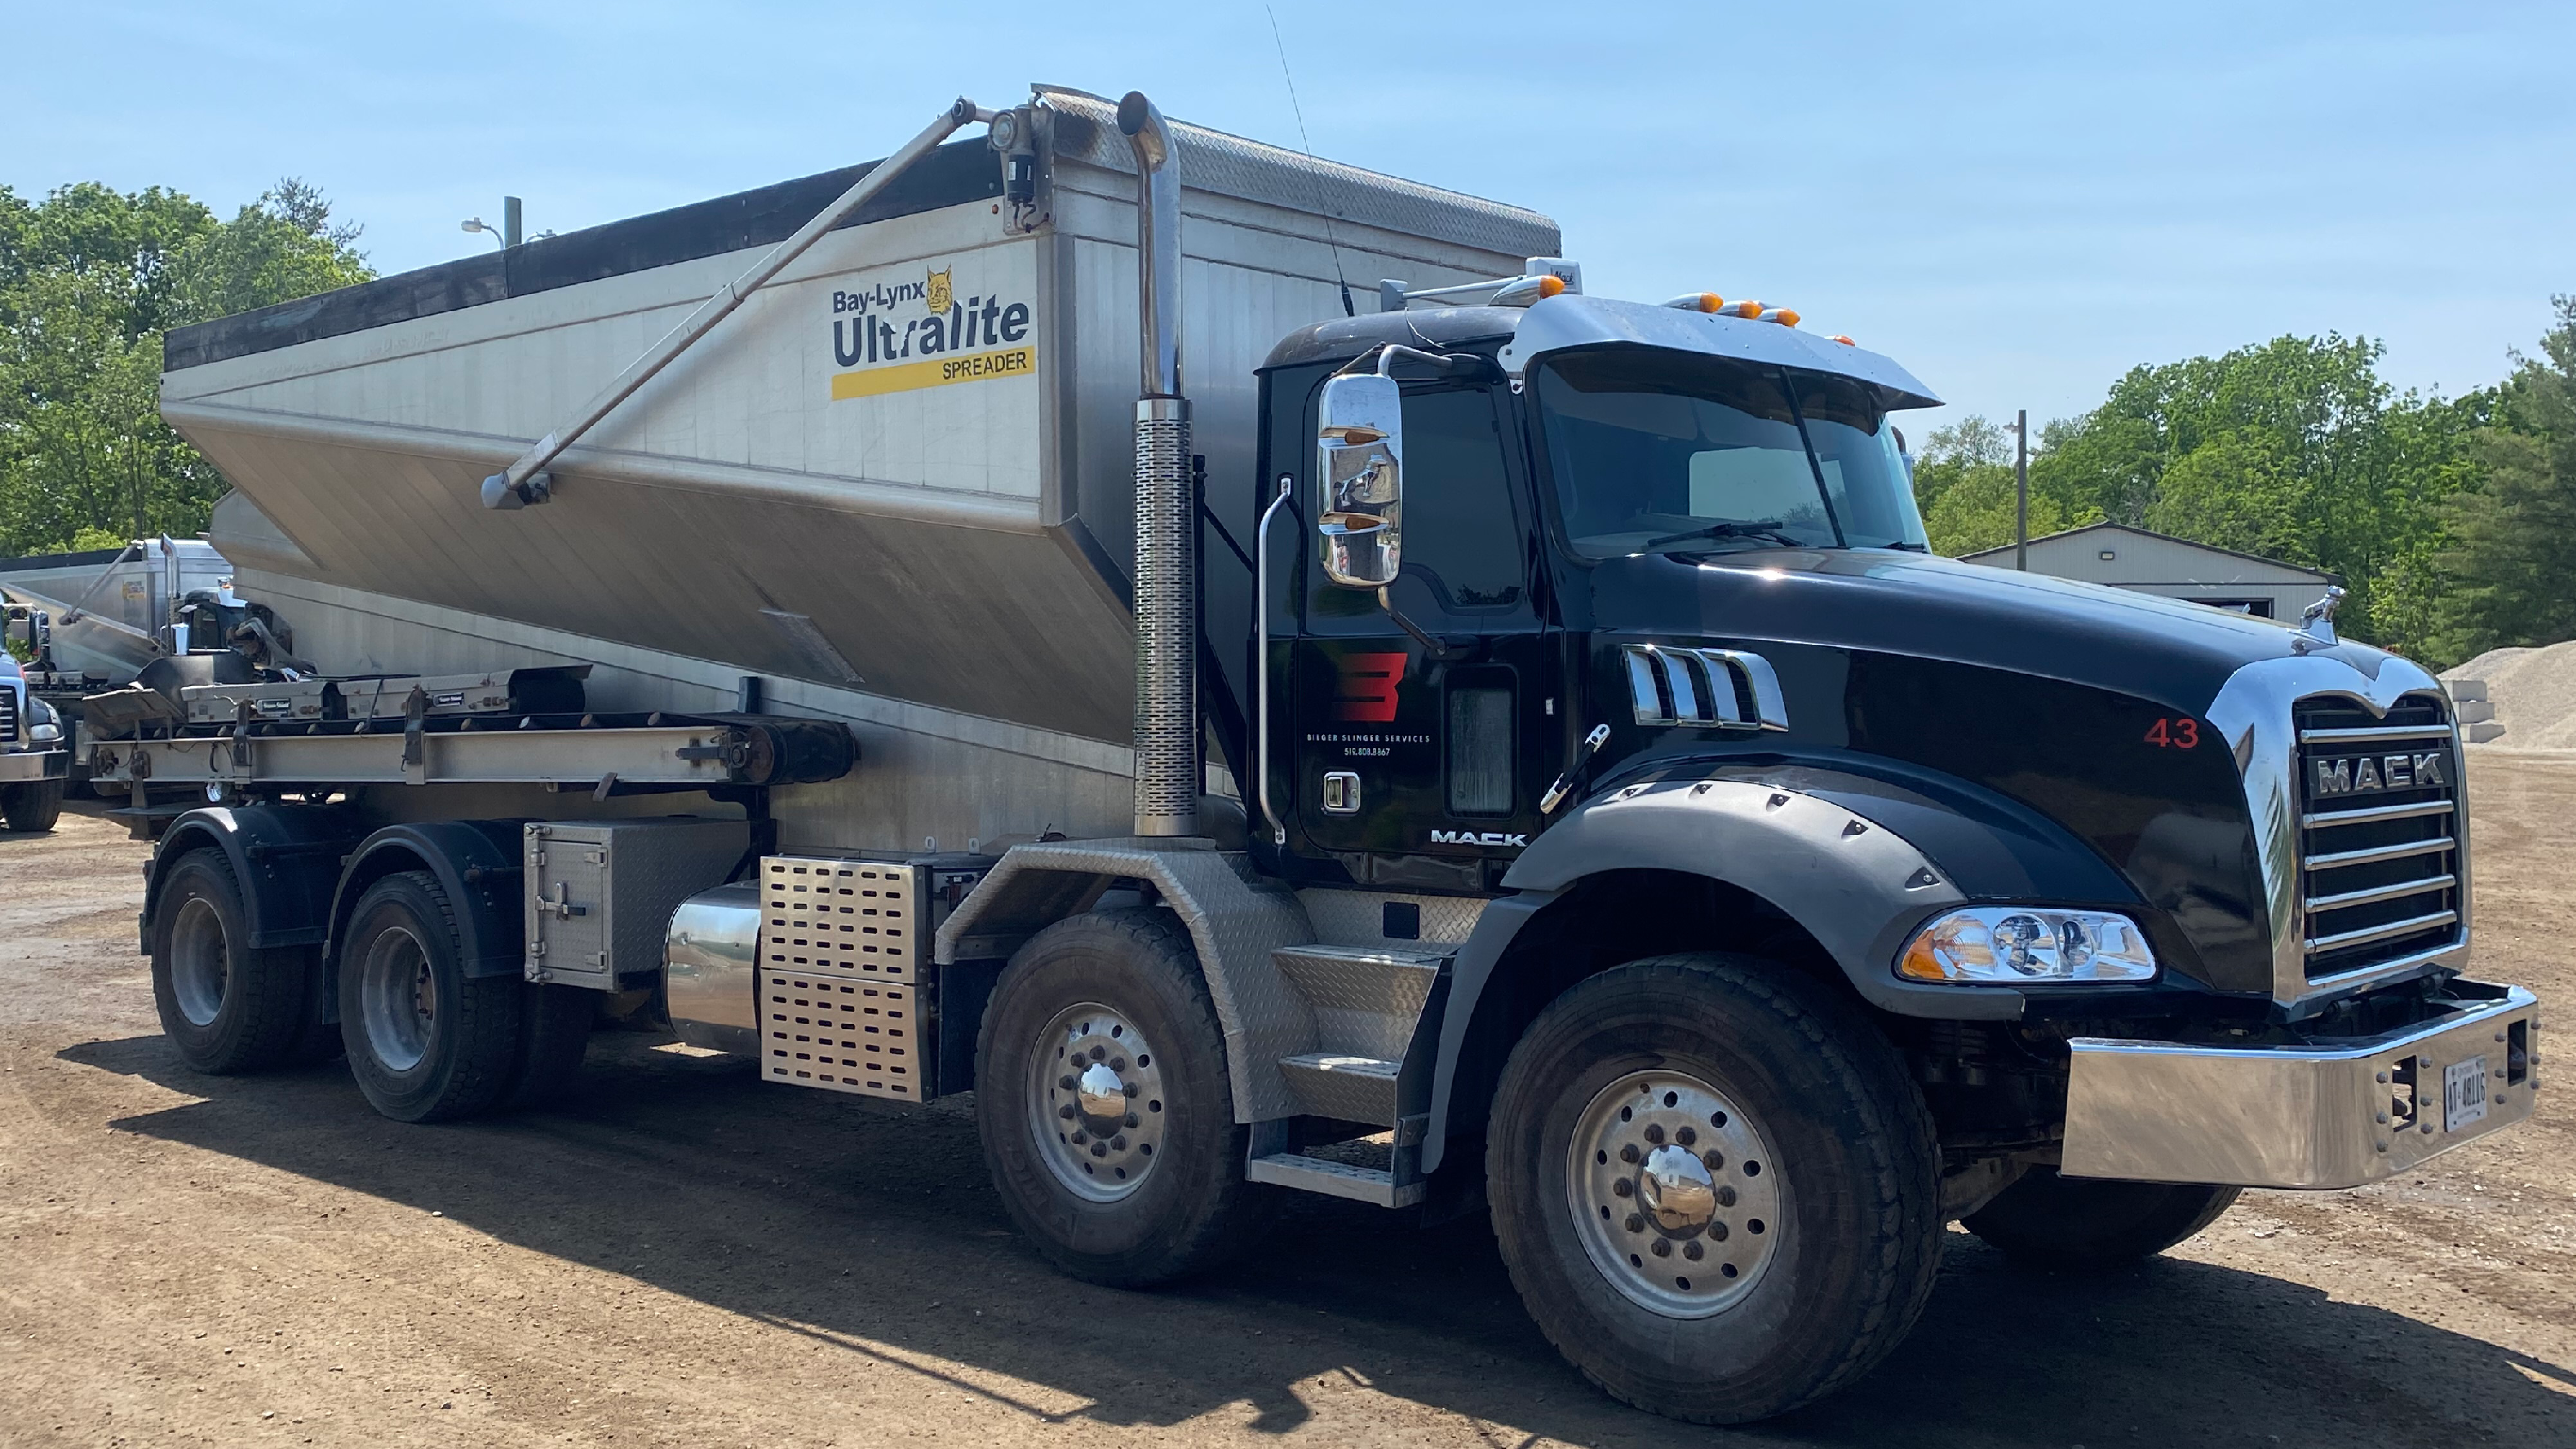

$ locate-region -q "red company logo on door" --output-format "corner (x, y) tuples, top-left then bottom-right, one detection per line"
(1332, 652), (1407, 724)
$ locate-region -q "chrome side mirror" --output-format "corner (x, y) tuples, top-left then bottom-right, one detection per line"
(1315, 373), (1403, 589)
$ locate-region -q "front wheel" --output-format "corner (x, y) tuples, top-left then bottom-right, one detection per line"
(1962, 1167), (2240, 1269)
(1488, 954), (1943, 1425)
(973, 909), (1255, 1287)
(1, 776), (63, 833)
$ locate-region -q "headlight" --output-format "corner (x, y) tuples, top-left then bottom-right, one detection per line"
(1897, 907), (2157, 984)
(30, 722), (60, 743)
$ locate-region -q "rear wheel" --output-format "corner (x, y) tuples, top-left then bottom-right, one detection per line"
(974, 909), (1254, 1286)
(338, 871), (522, 1122)
(1488, 954), (1942, 1425)
(1, 777), (63, 833)
(1962, 1167), (2240, 1269)
(149, 850), (311, 1073)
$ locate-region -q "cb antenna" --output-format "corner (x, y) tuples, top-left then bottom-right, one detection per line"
(1265, 5), (1355, 317)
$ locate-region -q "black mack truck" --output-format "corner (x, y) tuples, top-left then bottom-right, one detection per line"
(108, 89), (2536, 1426)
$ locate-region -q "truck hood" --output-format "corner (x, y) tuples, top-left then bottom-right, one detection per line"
(1586, 546), (2390, 716)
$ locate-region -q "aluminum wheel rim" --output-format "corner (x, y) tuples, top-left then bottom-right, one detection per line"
(1567, 1068), (1785, 1319)
(168, 896), (229, 1027)
(357, 925), (437, 1073)
(1027, 1001), (1167, 1203)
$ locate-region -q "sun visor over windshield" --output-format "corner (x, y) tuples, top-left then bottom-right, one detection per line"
(1496, 295), (1943, 411)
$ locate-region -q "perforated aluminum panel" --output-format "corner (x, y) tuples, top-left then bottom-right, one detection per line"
(759, 970), (924, 1101)
(761, 856), (918, 983)
(759, 855), (928, 1102)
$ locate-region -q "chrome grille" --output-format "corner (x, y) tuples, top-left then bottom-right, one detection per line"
(0, 685), (17, 743)
(1620, 645), (1789, 732)
(2296, 694), (2461, 981)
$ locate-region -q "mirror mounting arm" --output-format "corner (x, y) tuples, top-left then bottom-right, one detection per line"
(1374, 586), (1467, 661)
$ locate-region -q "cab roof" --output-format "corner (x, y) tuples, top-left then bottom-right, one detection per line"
(1262, 294), (1941, 412)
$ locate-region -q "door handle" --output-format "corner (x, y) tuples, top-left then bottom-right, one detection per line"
(1540, 724), (1612, 814)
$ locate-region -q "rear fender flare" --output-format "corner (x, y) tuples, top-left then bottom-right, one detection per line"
(142, 805), (361, 955)
(326, 822), (528, 996)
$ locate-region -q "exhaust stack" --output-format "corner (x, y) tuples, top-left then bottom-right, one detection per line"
(1119, 91), (1197, 838)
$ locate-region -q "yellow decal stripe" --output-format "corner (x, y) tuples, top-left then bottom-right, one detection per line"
(830, 346), (1036, 401)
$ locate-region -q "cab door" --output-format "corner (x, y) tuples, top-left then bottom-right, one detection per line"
(1285, 381), (1553, 888)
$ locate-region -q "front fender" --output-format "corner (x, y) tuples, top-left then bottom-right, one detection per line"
(1420, 773), (2012, 1175)
(1501, 774), (1984, 1012)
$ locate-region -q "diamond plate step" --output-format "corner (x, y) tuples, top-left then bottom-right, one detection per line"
(1278, 1052), (1401, 1125)
(1270, 943), (1448, 1061)
(1245, 1152), (1425, 1208)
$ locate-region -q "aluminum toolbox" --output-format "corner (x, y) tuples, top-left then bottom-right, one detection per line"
(523, 818), (749, 989)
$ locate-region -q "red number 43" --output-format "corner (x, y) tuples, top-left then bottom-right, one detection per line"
(2144, 717), (2201, 749)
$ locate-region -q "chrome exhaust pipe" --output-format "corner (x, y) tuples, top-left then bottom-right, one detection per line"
(1119, 90), (1197, 838)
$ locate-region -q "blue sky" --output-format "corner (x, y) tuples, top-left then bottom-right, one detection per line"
(6, 0), (2568, 433)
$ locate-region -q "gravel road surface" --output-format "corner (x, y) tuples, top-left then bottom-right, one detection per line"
(3, 756), (2571, 1446)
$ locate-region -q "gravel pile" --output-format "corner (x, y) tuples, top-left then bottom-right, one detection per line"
(2443, 640), (2576, 749)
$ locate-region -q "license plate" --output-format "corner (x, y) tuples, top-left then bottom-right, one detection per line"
(2444, 1056), (2490, 1132)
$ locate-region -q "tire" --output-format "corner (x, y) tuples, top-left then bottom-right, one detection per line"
(337, 871), (523, 1122)
(1962, 1167), (2241, 1269)
(974, 908), (1255, 1287)
(1487, 954), (1943, 1425)
(1, 776), (63, 832)
(149, 850), (313, 1074)
(498, 983), (595, 1111)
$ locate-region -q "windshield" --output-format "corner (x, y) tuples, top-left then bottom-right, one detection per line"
(1532, 347), (1929, 557)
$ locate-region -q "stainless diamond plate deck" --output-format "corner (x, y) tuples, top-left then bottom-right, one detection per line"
(933, 838), (1316, 1121)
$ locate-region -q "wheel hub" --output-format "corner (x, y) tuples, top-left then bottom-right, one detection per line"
(168, 896), (229, 1028)
(1028, 1003), (1167, 1203)
(357, 925), (436, 1073)
(1567, 1070), (1785, 1318)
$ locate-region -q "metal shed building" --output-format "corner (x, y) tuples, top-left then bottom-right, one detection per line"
(1959, 522), (2333, 620)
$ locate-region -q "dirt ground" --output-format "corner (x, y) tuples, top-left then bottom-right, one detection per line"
(1, 756), (2570, 1449)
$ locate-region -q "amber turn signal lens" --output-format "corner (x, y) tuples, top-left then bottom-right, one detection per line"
(1830, 334), (1855, 346)
(1730, 299), (1764, 318)
(1537, 274), (1567, 299)
(1770, 308), (1800, 327)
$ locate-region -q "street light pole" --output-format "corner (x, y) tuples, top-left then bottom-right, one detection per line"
(2014, 407), (2030, 572)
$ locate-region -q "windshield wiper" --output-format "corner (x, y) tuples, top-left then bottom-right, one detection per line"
(1643, 518), (1808, 550)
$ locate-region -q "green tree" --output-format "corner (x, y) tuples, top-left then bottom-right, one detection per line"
(2428, 297), (2576, 661)
(2004, 335), (2484, 656)
(0, 179), (370, 555)
(1911, 412), (2094, 556)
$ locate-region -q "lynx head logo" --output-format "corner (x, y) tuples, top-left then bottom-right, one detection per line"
(925, 267), (953, 316)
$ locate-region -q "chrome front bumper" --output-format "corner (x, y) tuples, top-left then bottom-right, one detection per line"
(2061, 981), (2538, 1189)
(0, 748), (66, 784)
